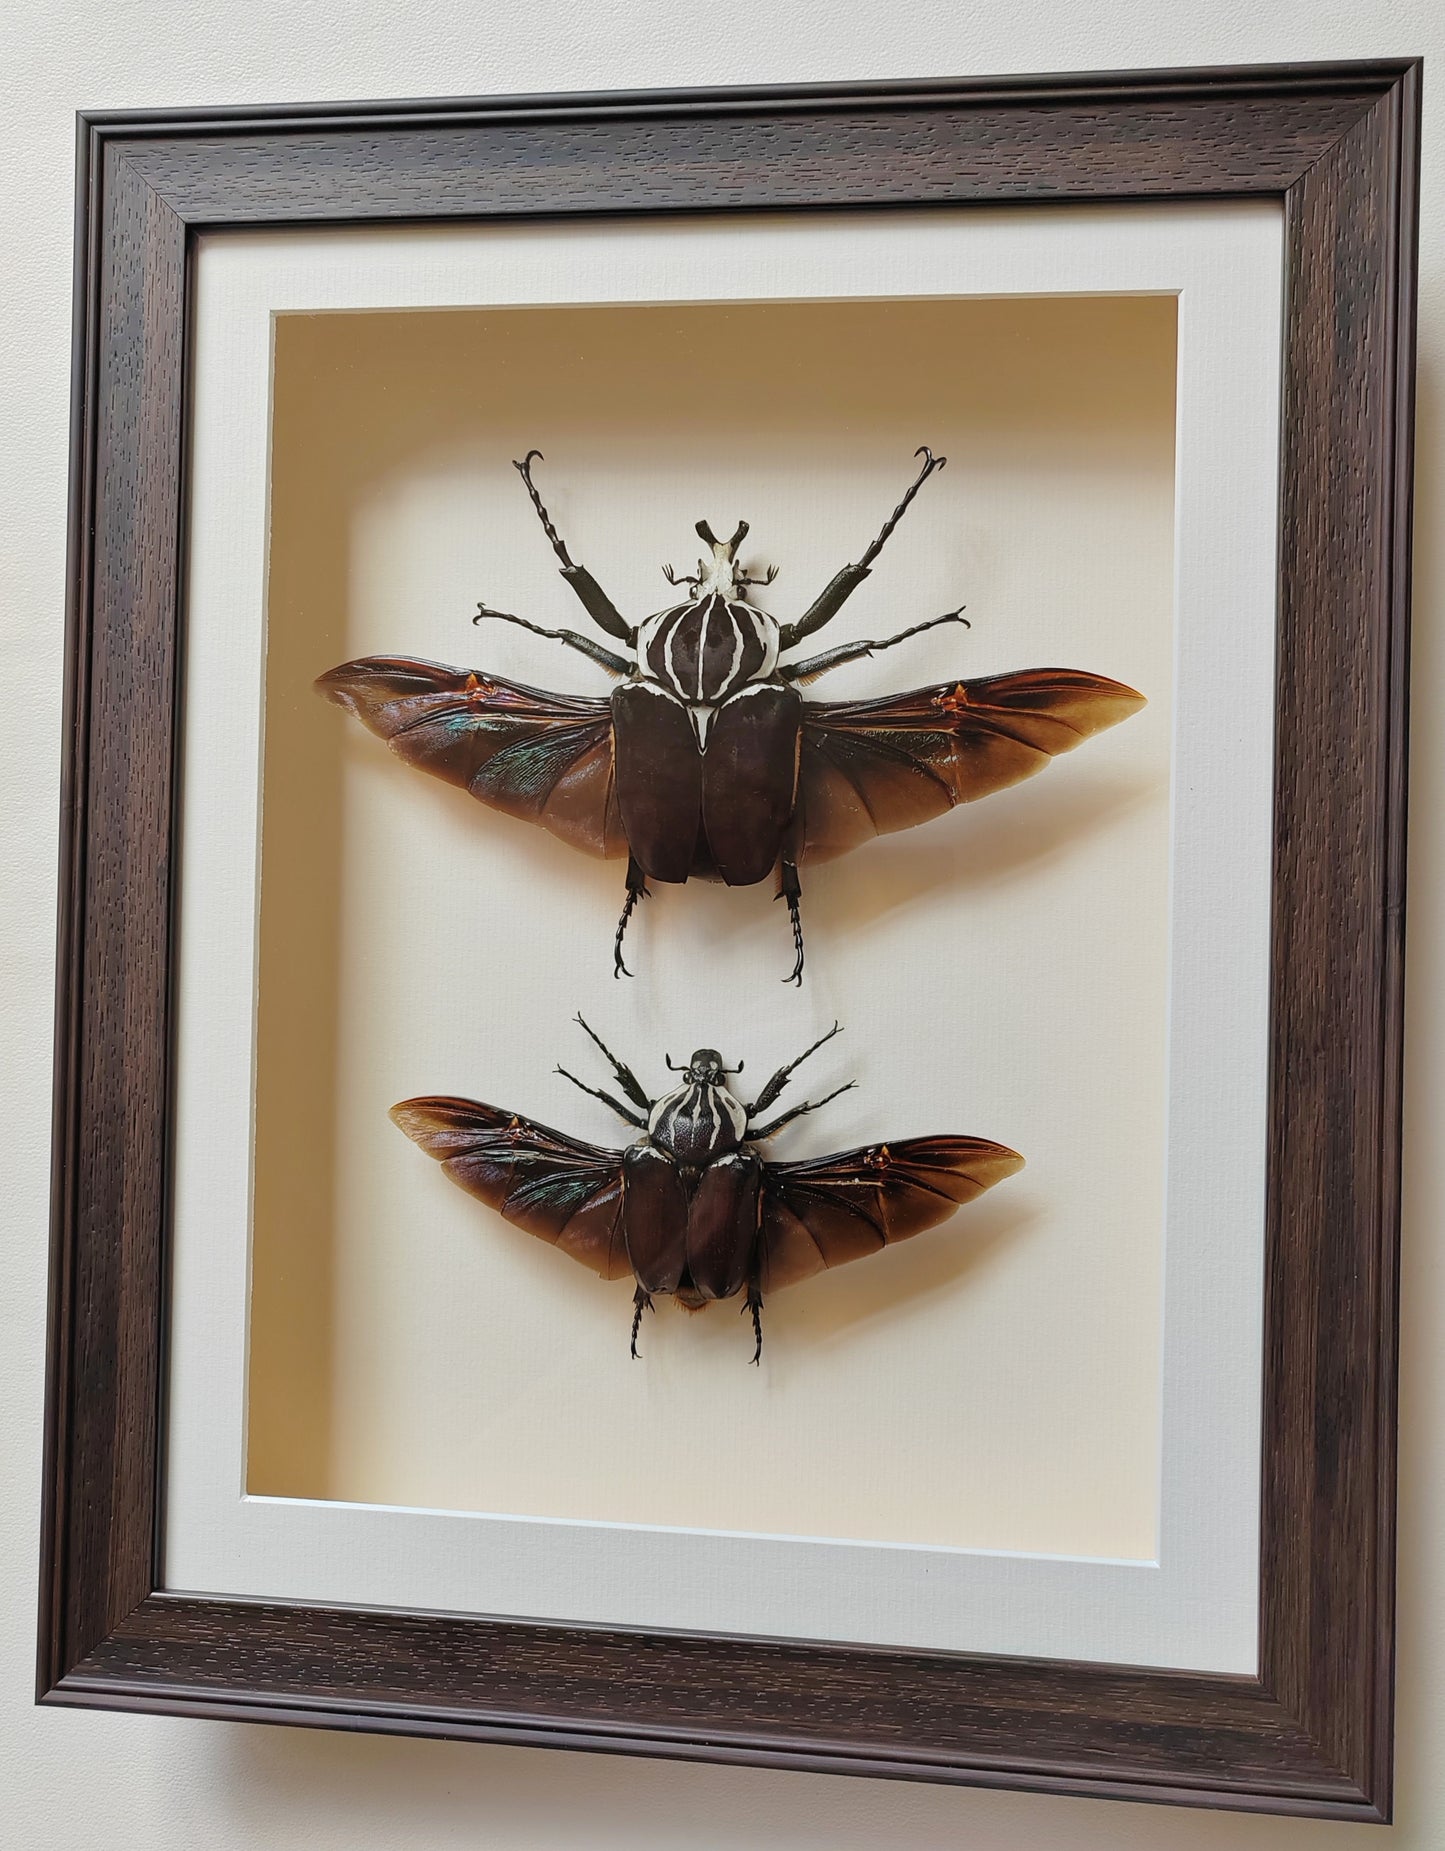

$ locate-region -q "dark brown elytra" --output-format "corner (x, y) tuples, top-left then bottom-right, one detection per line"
(392, 1018), (1022, 1361)
(318, 448), (1145, 981)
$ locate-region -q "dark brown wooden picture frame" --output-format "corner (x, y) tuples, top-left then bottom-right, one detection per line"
(39, 60), (1419, 1819)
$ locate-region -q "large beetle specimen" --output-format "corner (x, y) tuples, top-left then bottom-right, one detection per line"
(320, 449), (1144, 981)
(392, 1019), (1022, 1362)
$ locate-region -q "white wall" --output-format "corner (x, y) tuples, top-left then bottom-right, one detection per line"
(2, 3), (1439, 1846)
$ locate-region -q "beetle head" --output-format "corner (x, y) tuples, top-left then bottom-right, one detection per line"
(662, 520), (778, 600)
(667, 1047), (745, 1083)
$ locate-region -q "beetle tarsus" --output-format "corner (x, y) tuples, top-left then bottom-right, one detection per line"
(474, 602), (630, 675)
(614, 861), (649, 978)
(513, 450), (574, 568)
(743, 1288), (764, 1364)
(630, 1286), (654, 1359)
(779, 447), (950, 652)
(752, 1081), (857, 1142)
(555, 1065), (647, 1129)
(783, 607), (970, 684)
(748, 1021), (843, 1118)
(574, 1014), (652, 1110)
(512, 454), (635, 642)
(856, 445), (948, 572)
(777, 858), (805, 984)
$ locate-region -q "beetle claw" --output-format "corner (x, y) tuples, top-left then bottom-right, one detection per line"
(743, 1290), (764, 1363)
(614, 869), (648, 977)
(630, 1287), (654, 1358)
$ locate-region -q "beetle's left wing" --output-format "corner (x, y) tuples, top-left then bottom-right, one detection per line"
(796, 668), (1145, 863)
(758, 1135), (1023, 1290)
(318, 656), (626, 859)
(391, 1096), (633, 1279)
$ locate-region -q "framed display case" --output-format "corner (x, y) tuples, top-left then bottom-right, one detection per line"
(40, 60), (1419, 1819)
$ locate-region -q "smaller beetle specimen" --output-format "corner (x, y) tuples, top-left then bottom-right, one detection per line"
(319, 448), (1145, 983)
(392, 1019), (1023, 1361)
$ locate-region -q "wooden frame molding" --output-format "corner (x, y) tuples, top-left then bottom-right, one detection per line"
(39, 61), (1420, 1818)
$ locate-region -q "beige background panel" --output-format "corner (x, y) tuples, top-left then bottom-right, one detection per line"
(249, 294), (1174, 1556)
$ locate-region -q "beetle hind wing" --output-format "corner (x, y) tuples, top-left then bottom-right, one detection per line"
(317, 656), (627, 859)
(758, 1134), (1023, 1290)
(796, 667), (1145, 862)
(391, 1095), (632, 1279)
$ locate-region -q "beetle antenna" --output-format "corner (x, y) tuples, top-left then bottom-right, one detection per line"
(722, 1060), (745, 1074)
(664, 1054), (683, 1071)
(662, 563), (699, 589)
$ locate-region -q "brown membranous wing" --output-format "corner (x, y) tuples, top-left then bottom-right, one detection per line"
(759, 1135), (1024, 1290)
(796, 668), (1146, 862)
(390, 1097), (631, 1280)
(317, 657), (626, 859)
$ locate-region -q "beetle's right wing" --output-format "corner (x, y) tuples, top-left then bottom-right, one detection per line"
(795, 668), (1145, 862)
(391, 1096), (632, 1279)
(317, 657), (627, 859)
(758, 1135), (1023, 1290)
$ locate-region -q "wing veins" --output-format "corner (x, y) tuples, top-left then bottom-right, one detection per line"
(807, 727), (956, 807)
(391, 698), (609, 743)
(775, 1180), (887, 1247)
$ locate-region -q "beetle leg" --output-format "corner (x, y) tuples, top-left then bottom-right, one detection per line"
(573, 1014), (652, 1111)
(750, 1082), (857, 1142)
(742, 1285), (764, 1365)
(555, 1066), (647, 1129)
(630, 1285), (655, 1359)
(778, 447), (947, 650)
(513, 451), (636, 645)
(614, 856), (650, 979)
(474, 602), (631, 675)
(775, 856), (806, 985)
(856, 445), (949, 570)
(747, 1020), (843, 1118)
(781, 607), (969, 684)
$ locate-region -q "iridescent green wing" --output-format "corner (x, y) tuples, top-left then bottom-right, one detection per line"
(318, 656), (626, 859)
(392, 1096), (632, 1280)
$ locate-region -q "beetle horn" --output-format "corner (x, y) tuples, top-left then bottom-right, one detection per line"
(695, 519), (718, 547)
(726, 520), (749, 552)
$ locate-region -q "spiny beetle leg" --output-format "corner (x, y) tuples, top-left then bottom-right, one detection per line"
(514, 451), (576, 567)
(748, 1020), (844, 1117)
(751, 1081), (857, 1142)
(473, 602), (630, 676)
(779, 446), (947, 651)
(856, 445), (948, 572)
(512, 451), (634, 644)
(631, 1286), (655, 1359)
(555, 1065), (646, 1129)
(783, 607), (969, 684)
(614, 857), (650, 979)
(574, 1014), (652, 1111)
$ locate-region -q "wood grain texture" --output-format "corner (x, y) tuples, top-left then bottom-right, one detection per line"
(41, 136), (187, 1686)
(1260, 57), (1419, 1813)
(38, 62), (1419, 1818)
